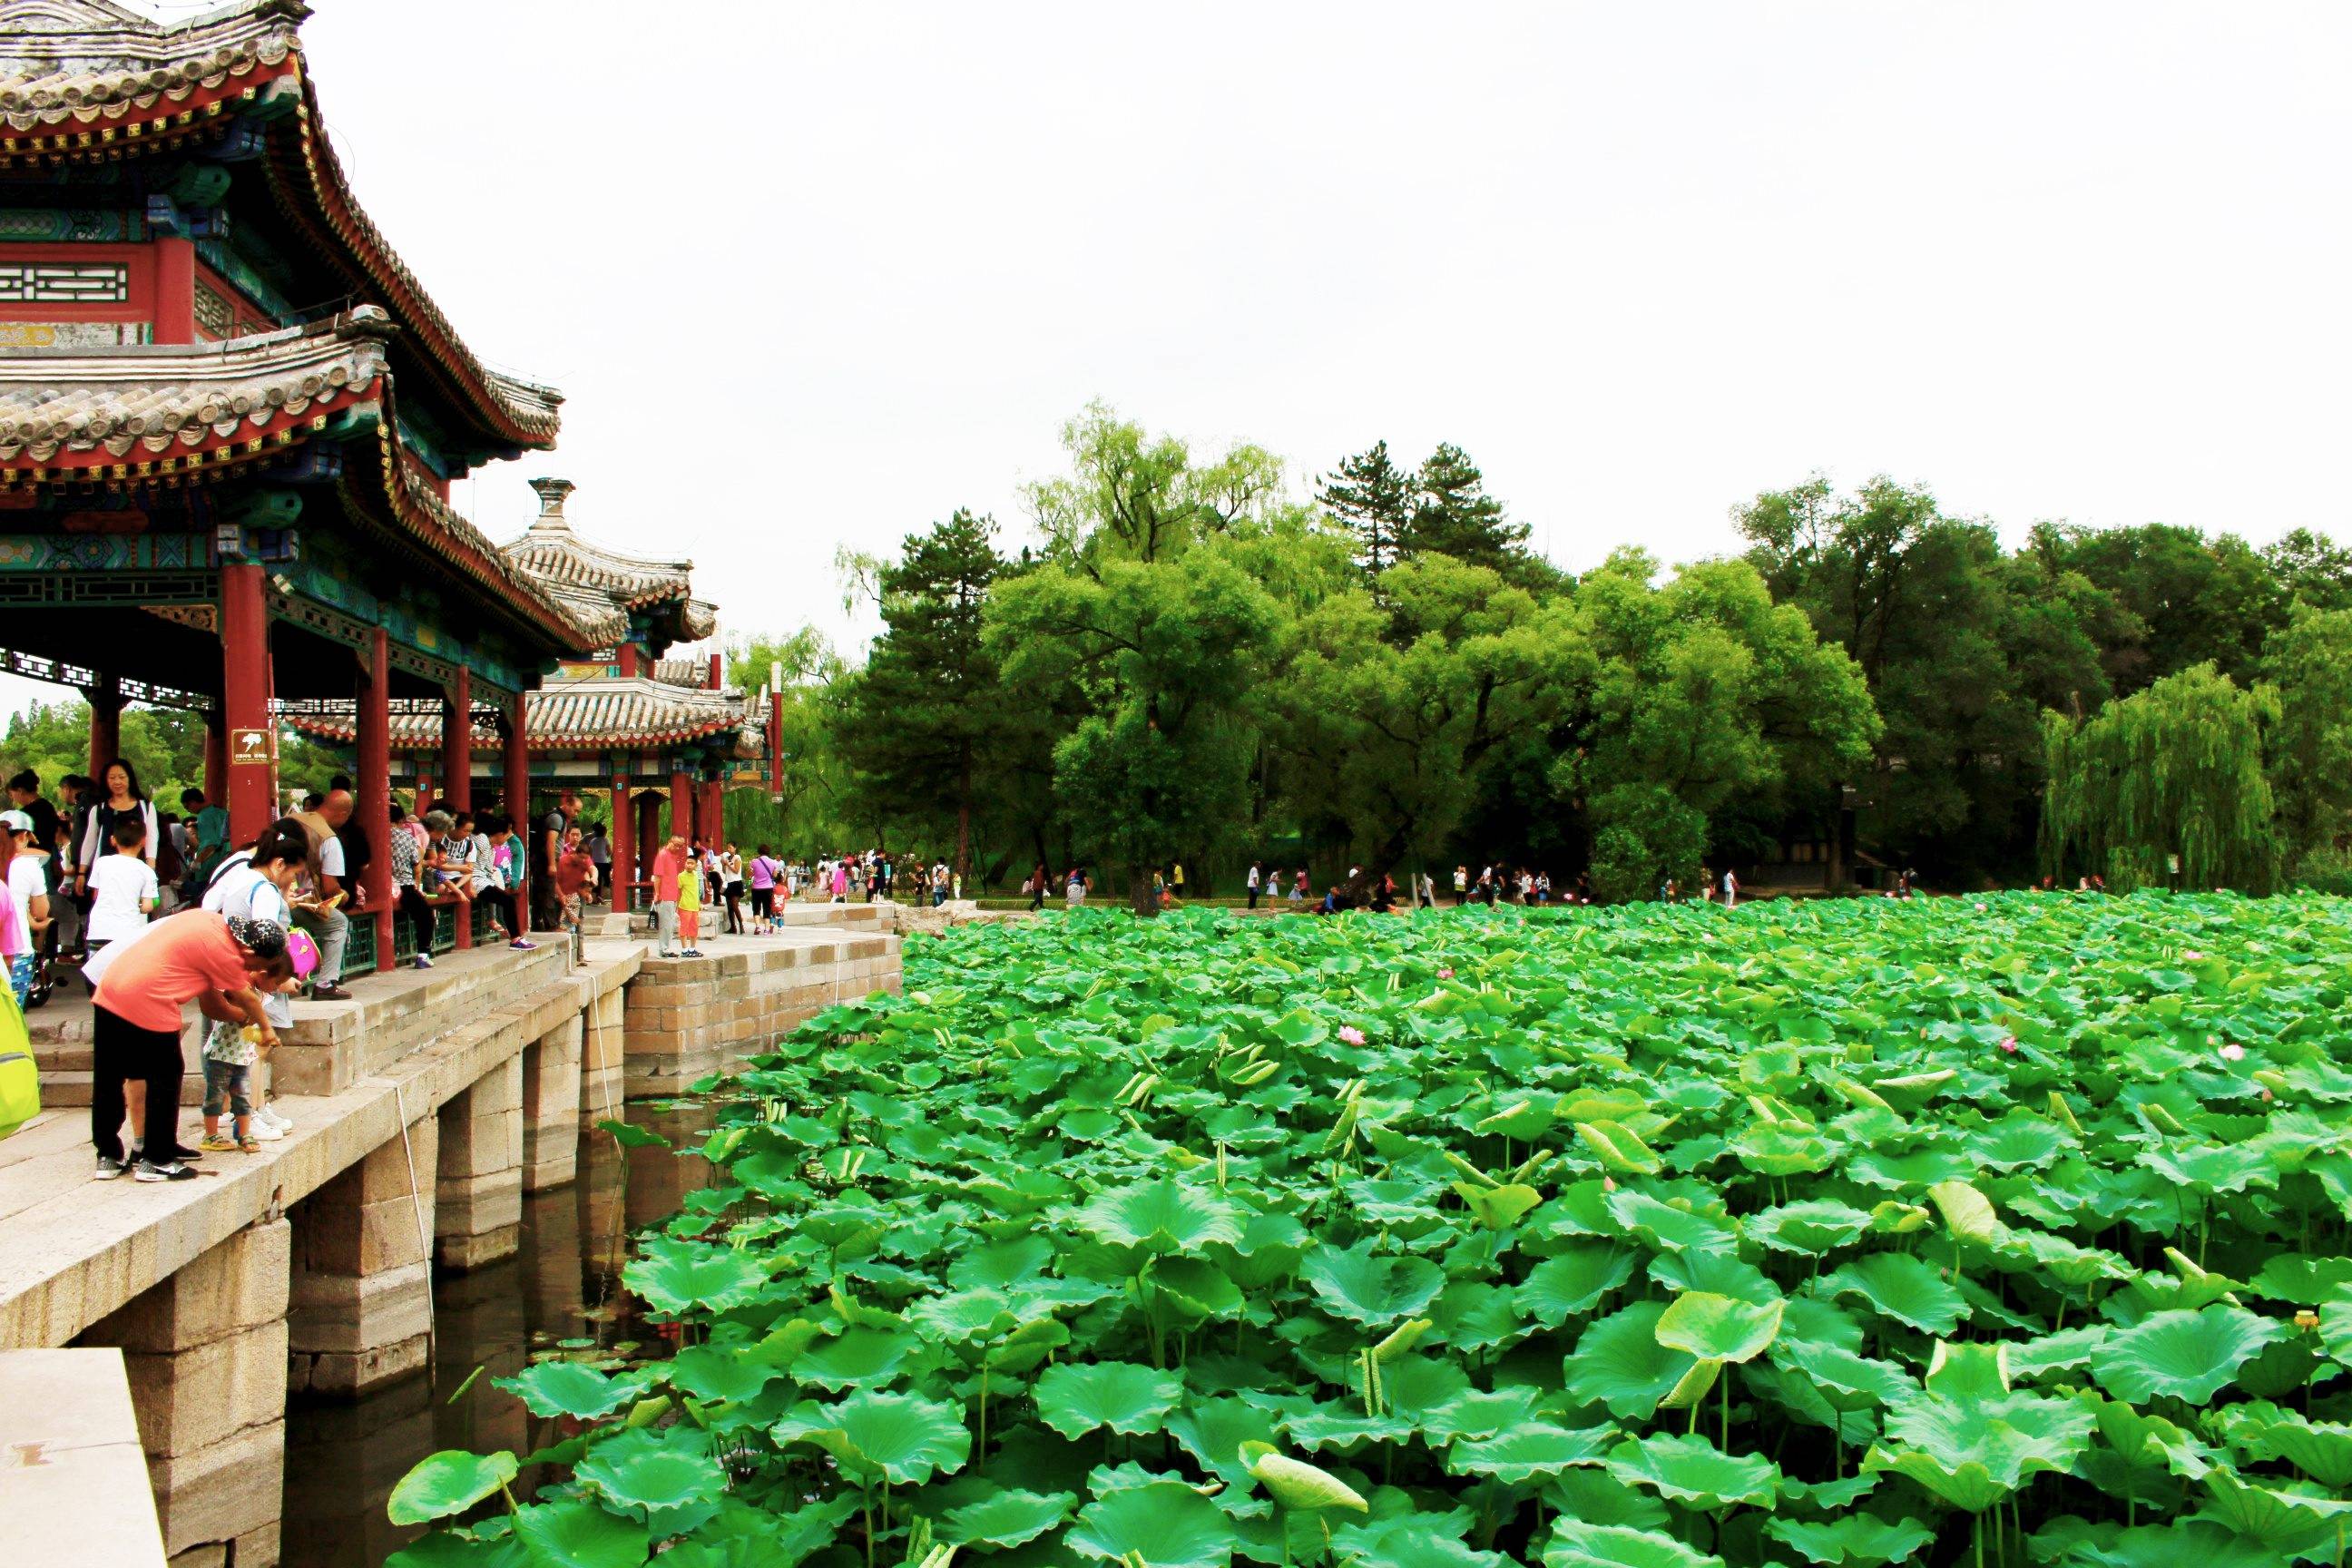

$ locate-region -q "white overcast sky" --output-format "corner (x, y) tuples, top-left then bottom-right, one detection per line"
(7, 2), (2349, 719)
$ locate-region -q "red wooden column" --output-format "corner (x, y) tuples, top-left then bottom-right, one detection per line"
(201, 711), (227, 805)
(220, 563), (272, 848)
(441, 669), (473, 814)
(358, 630), (395, 973)
(669, 768), (693, 843)
(634, 791), (660, 891)
(700, 779), (725, 848)
(443, 669), (473, 949)
(609, 781), (632, 915)
(85, 675), (122, 776)
(505, 692), (531, 930)
(152, 237), (196, 345)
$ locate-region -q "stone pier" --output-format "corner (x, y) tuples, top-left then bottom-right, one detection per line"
(622, 927), (901, 1099)
(81, 1220), (292, 1567)
(288, 1121), (436, 1397)
(436, 1054), (524, 1271)
(521, 1016), (583, 1192)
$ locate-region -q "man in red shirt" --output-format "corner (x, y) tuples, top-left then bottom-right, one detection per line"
(91, 913), (289, 1182)
(649, 834), (685, 958)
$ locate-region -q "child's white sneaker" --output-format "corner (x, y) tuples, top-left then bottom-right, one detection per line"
(258, 1103), (293, 1131)
(248, 1119), (286, 1142)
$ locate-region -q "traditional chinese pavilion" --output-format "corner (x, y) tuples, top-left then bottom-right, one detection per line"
(289, 478), (769, 912)
(0, 0), (593, 961)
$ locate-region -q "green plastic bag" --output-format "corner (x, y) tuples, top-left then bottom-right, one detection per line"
(0, 985), (36, 1140)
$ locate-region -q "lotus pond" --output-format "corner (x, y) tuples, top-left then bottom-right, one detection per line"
(391, 893), (2352, 1568)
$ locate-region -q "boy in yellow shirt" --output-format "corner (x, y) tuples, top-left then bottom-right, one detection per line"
(676, 858), (703, 958)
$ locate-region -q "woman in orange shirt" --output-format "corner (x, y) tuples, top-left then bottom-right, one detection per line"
(89, 914), (289, 1182)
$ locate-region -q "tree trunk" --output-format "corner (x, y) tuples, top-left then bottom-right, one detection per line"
(1129, 866), (1159, 918)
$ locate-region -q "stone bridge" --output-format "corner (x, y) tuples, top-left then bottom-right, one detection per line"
(0, 905), (902, 1568)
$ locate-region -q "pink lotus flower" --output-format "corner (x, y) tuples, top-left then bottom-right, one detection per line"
(2220, 1044), (2246, 1062)
(1338, 1025), (1366, 1046)
(1438, 967), (1455, 980)
(2184, 950), (2204, 962)
(1975, 902), (1988, 912)
(1999, 1037), (2019, 1054)
(2261, 1086), (2275, 1101)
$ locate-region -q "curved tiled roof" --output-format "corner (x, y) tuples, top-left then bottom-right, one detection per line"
(0, 0), (301, 126)
(0, 0), (562, 453)
(0, 307), (385, 465)
(500, 478), (717, 646)
(290, 672), (767, 757)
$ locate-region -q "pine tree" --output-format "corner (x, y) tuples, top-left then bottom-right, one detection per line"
(1402, 443), (1534, 574)
(1316, 440), (1413, 577)
(839, 510), (1005, 883)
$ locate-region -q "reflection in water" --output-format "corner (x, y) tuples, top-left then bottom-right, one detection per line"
(280, 1106), (714, 1568)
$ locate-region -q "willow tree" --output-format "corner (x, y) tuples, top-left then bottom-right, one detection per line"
(2040, 662), (2279, 892)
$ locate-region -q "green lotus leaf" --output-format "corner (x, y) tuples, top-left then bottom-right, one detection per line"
(1301, 1240), (1447, 1326)
(1331, 1513), (1516, 1568)
(2140, 1144), (2276, 1196)
(1033, 1360), (1185, 1438)
(623, 1244), (770, 1317)
(1541, 1467), (1672, 1531)
(1859, 1445), (2012, 1513)
(2247, 1412), (2352, 1489)
(2092, 1307), (2287, 1405)
(1966, 1114), (2073, 1172)
(793, 1325), (918, 1388)
(1516, 1245), (1639, 1327)
(1151, 1257), (1244, 1319)
(1746, 1200), (1875, 1257)
(1566, 1300), (1699, 1418)
(1606, 1190), (1740, 1254)
(1822, 1252), (1968, 1335)
(1926, 1180), (2004, 1246)
(510, 1499), (650, 1568)
(1073, 1177), (1243, 1252)
(1542, 1520), (1725, 1568)
(1574, 1120), (1662, 1175)
(2193, 1470), (2352, 1547)
(1455, 1181), (1546, 1230)
(2087, 1394), (2215, 1479)
(496, 1362), (643, 1421)
(387, 1449), (519, 1525)
(1167, 1396), (1284, 1485)
(573, 1430), (726, 1515)
(1066, 1478), (1240, 1566)
(662, 1344), (782, 1405)
(938, 1487), (1077, 1548)
(1874, 1387), (2093, 1506)
(1603, 1432), (1779, 1511)
(907, 1289), (1019, 1344)
(1648, 1249), (1779, 1305)
(1654, 1290), (1785, 1364)
(2249, 1254), (2352, 1304)
(773, 1388), (972, 1485)
(1765, 1512), (1937, 1567)
(1446, 1421), (1617, 1484)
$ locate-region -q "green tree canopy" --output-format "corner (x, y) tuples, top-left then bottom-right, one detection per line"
(989, 406), (1302, 913)
(838, 510), (1009, 880)
(2041, 662), (2280, 893)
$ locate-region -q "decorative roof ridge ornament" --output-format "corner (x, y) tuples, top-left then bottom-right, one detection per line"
(525, 475), (576, 532)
